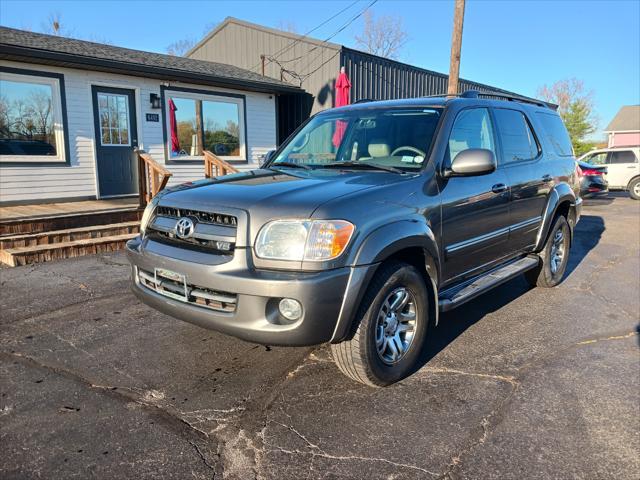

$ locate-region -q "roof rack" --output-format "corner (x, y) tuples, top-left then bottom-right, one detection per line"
(459, 90), (557, 110)
(354, 98), (373, 104)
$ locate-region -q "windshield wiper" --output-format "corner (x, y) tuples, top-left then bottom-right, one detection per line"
(321, 161), (404, 174)
(268, 162), (312, 170)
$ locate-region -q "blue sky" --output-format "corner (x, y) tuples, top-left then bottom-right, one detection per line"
(1, 0), (639, 139)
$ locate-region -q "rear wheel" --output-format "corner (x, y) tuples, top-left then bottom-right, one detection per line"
(331, 261), (429, 387)
(525, 215), (571, 288)
(629, 177), (640, 200)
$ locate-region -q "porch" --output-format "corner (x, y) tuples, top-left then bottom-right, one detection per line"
(0, 151), (238, 266)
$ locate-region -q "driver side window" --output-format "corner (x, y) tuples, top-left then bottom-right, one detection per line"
(447, 108), (496, 166)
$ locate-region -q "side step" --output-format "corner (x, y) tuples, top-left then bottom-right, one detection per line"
(439, 256), (539, 312)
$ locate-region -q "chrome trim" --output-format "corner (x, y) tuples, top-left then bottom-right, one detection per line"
(446, 226), (509, 254)
(446, 216), (542, 255)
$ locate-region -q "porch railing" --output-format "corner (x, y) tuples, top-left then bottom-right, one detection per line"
(136, 149), (172, 208)
(204, 150), (239, 178)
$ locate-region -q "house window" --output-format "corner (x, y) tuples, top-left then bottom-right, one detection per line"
(165, 90), (245, 161)
(97, 93), (130, 146)
(0, 70), (66, 163)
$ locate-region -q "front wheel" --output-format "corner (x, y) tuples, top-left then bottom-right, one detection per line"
(629, 177), (640, 200)
(331, 261), (429, 387)
(525, 215), (571, 288)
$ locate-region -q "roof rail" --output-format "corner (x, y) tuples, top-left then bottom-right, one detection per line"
(354, 98), (373, 104)
(460, 89), (556, 110)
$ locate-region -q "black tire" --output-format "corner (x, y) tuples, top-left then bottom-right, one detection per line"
(330, 261), (429, 387)
(629, 177), (640, 200)
(525, 215), (571, 288)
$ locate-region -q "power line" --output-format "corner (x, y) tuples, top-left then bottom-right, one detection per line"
(248, 0), (360, 73)
(297, 0), (379, 82)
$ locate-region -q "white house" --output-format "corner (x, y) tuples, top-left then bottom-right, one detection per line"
(0, 27), (303, 205)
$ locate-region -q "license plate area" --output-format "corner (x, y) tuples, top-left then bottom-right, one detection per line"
(154, 268), (188, 302)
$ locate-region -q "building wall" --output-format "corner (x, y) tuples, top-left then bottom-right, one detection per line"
(608, 131), (640, 148)
(189, 21), (341, 114)
(0, 60), (277, 204)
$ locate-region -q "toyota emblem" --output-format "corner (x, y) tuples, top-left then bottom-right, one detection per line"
(175, 217), (196, 239)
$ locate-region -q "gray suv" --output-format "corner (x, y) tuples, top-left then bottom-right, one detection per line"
(127, 92), (581, 387)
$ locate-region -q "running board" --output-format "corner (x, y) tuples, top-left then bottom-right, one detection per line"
(438, 256), (539, 312)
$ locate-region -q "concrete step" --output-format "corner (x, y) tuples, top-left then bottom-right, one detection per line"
(0, 233), (138, 267)
(0, 221), (140, 249)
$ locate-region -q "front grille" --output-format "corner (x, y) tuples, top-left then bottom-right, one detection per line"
(147, 230), (233, 255)
(137, 267), (237, 313)
(156, 206), (237, 227)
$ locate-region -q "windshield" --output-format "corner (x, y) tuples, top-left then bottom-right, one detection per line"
(272, 108), (441, 172)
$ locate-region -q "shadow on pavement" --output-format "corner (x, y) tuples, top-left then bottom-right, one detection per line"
(410, 213), (606, 374)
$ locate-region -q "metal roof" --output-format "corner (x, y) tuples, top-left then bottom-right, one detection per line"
(605, 105), (640, 132)
(0, 27), (302, 94)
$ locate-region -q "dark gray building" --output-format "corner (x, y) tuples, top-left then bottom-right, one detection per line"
(188, 17), (530, 141)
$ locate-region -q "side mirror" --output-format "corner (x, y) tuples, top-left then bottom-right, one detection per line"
(446, 148), (496, 177)
(260, 150), (276, 169)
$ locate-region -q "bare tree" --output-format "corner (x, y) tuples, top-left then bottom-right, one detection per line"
(537, 78), (598, 155)
(276, 20), (298, 34)
(354, 11), (409, 60)
(41, 12), (71, 37)
(166, 39), (197, 56)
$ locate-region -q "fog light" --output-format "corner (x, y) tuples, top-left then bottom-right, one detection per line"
(279, 298), (302, 321)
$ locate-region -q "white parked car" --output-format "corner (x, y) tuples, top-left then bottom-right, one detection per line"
(579, 147), (640, 200)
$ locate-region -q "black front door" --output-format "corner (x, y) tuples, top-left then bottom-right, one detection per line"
(92, 86), (138, 197)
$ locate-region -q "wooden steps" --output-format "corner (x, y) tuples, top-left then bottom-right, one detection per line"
(0, 199), (143, 266)
(0, 230), (138, 267)
(0, 208), (142, 236)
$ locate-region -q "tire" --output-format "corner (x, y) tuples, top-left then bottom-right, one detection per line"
(629, 177), (640, 200)
(330, 261), (429, 387)
(525, 215), (571, 288)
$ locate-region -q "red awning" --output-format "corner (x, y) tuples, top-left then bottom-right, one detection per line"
(169, 99), (180, 153)
(332, 68), (352, 148)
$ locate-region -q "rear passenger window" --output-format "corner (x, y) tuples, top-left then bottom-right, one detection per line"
(493, 109), (539, 164)
(536, 112), (573, 157)
(447, 108), (495, 165)
(608, 151), (638, 164)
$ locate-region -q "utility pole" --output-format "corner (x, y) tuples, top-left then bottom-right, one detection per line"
(447, 0), (466, 97)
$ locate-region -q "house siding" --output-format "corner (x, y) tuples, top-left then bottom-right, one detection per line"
(608, 132), (640, 148)
(0, 60), (277, 204)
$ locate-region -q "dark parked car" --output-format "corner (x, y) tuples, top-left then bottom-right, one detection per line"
(127, 91), (581, 387)
(577, 160), (608, 197)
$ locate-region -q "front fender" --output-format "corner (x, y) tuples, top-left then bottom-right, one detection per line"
(331, 220), (441, 342)
(535, 183), (579, 251)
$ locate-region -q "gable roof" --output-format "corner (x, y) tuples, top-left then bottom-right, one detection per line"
(187, 17), (341, 58)
(0, 27), (301, 94)
(605, 105), (640, 132)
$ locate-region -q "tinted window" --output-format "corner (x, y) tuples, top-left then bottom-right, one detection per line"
(609, 150), (638, 164)
(586, 152), (608, 165)
(536, 112), (573, 156)
(447, 108), (495, 164)
(494, 109), (539, 164)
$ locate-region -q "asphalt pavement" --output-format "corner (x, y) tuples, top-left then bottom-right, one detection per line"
(1, 193), (638, 479)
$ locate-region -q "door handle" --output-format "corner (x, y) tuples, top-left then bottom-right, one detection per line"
(491, 183), (508, 194)
(542, 174), (553, 182)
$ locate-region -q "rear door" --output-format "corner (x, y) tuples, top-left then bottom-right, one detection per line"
(91, 86), (138, 197)
(493, 108), (548, 252)
(439, 107), (511, 285)
(605, 150), (639, 188)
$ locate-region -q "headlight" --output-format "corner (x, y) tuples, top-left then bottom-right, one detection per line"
(139, 200), (157, 235)
(255, 219), (355, 261)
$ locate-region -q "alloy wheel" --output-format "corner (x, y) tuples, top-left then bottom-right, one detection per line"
(549, 228), (566, 274)
(375, 287), (418, 365)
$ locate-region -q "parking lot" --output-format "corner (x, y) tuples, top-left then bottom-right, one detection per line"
(1, 193), (638, 480)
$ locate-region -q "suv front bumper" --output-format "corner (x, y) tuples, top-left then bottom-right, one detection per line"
(126, 237), (370, 346)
